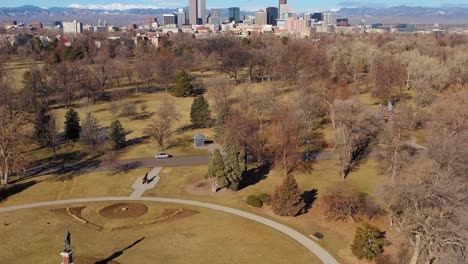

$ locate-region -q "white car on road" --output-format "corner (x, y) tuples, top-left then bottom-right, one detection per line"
(155, 153), (171, 159)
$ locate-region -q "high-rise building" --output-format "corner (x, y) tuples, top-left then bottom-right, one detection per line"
(228, 7), (240, 22)
(177, 9), (186, 27)
(209, 9), (221, 28)
(323, 13), (333, 24)
(189, 0), (206, 25)
(198, 0), (206, 25)
(279, 4), (291, 19)
(266, 7), (278, 26)
(255, 10), (267, 26)
(63, 20), (83, 35)
(312, 13), (322, 21)
(279, 0), (287, 17)
(163, 14), (177, 25)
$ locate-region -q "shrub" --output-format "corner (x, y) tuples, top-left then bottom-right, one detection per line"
(351, 223), (390, 260)
(246, 195), (263, 208)
(257, 193), (272, 205)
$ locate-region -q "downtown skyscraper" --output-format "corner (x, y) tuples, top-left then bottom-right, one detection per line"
(189, 0), (206, 25)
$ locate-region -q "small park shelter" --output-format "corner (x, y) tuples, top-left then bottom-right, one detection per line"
(193, 134), (206, 148)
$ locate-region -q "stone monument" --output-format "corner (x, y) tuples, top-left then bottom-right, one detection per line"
(60, 229), (74, 264)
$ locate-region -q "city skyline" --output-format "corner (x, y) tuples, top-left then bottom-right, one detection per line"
(1, 0), (466, 12)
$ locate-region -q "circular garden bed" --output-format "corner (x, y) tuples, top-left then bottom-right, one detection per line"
(99, 203), (148, 219)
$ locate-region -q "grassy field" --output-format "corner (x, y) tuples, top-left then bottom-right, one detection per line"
(0, 168), (145, 206)
(143, 158), (388, 264)
(0, 202), (321, 264)
(1, 57), (402, 264)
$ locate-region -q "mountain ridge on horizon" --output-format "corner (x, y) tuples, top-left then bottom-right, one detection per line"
(1, 5), (467, 25)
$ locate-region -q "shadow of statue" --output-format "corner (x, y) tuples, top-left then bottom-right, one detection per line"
(95, 237), (145, 264)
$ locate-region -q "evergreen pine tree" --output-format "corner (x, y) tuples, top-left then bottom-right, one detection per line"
(206, 149), (226, 191)
(351, 223), (390, 260)
(34, 104), (52, 147)
(64, 109), (81, 141)
(223, 141), (246, 191)
(190, 95), (211, 128)
(271, 174), (305, 216)
(171, 70), (194, 97)
(109, 119), (126, 149)
(214, 104), (230, 141)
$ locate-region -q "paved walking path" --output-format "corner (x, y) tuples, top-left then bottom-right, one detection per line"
(0, 197), (339, 264)
(129, 167), (162, 198)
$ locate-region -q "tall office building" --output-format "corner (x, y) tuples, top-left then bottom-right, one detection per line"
(163, 14), (177, 25)
(189, 0), (206, 25)
(63, 20), (83, 35)
(279, 0), (287, 17)
(312, 13), (322, 21)
(255, 10), (267, 26)
(279, 4), (291, 19)
(177, 9), (186, 27)
(209, 9), (221, 28)
(323, 13), (333, 24)
(228, 7), (240, 22)
(266, 7), (278, 26)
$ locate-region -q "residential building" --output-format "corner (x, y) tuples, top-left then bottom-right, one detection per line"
(29, 22), (43, 29)
(266, 7), (278, 26)
(255, 10), (267, 26)
(229, 7), (240, 22)
(2, 21), (17, 29)
(63, 20), (83, 35)
(286, 17), (309, 36)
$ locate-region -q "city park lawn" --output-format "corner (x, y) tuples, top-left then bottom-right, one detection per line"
(0, 201), (321, 264)
(0, 168), (146, 206)
(3, 56), (42, 90)
(144, 158), (389, 264)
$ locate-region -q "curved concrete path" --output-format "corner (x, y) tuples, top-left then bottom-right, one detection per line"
(0, 197), (339, 264)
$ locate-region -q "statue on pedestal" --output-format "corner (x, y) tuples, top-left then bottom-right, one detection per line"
(64, 229), (71, 252)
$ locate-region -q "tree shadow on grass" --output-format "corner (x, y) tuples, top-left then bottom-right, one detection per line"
(95, 237), (145, 264)
(239, 162), (271, 190)
(126, 136), (150, 147)
(0, 180), (39, 202)
(131, 112), (155, 121)
(302, 189), (318, 213)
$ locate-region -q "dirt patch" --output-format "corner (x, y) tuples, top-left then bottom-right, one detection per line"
(99, 203), (148, 219)
(74, 256), (120, 264)
(112, 209), (199, 231)
(51, 207), (103, 231)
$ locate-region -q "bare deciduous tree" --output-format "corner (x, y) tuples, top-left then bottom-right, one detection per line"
(334, 99), (381, 179)
(145, 97), (179, 150)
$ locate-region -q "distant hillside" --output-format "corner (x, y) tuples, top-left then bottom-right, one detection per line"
(0, 5), (255, 25)
(334, 6), (468, 24)
(0, 5), (467, 25)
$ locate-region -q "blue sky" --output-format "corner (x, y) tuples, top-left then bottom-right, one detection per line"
(0, 0), (466, 12)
